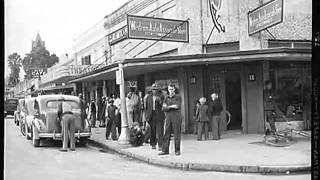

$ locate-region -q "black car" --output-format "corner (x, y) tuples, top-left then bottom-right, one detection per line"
(4, 98), (18, 116)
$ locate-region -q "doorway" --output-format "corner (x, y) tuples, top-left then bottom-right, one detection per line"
(225, 71), (242, 130)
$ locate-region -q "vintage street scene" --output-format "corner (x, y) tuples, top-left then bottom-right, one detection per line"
(4, 0), (312, 179)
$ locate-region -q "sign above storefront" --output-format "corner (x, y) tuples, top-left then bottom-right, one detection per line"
(127, 15), (189, 42)
(108, 26), (128, 45)
(30, 68), (46, 78)
(248, 0), (283, 36)
(69, 65), (99, 75)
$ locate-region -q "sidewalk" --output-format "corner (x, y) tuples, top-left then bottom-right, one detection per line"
(87, 127), (311, 174)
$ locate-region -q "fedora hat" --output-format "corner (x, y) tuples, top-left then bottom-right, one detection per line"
(151, 83), (160, 90)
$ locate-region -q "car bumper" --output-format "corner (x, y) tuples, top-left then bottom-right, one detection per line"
(39, 132), (91, 139)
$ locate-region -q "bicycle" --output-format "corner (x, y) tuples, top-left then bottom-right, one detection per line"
(264, 121), (311, 147)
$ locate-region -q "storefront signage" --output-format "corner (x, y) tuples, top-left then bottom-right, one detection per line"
(209, 0), (225, 33)
(69, 65), (98, 75)
(127, 15), (189, 42)
(126, 81), (137, 87)
(116, 70), (122, 85)
(108, 26), (128, 45)
(248, 0), (283, 35)
(30, 68), (46, 78)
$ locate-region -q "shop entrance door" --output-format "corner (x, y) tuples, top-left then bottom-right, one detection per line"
(225, 71), (242, 130)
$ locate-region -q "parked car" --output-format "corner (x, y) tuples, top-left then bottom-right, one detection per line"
(23, 95), (91, 147)
(4, 98), (18, 117)
(14, 99), (26, 126)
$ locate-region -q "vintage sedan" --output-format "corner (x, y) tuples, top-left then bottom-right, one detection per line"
(23, 95), (91, 147)
(4, 98), (18, 117)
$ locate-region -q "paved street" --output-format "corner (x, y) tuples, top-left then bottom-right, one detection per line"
(4, 116), (310, 180)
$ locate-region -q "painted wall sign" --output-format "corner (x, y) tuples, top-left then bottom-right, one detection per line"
(69, 65), (98, 75)
(209, 0), (225, 33)
(248, 0), (283, 36)
(127, 15), (189, 42)
(30, 68), (46, 78)
(108, 26), (128, 45)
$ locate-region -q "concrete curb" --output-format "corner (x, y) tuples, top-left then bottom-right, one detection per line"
(87, 139), (311, 174)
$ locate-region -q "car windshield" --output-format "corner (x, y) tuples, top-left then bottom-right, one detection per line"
(47, 100), (80, 109)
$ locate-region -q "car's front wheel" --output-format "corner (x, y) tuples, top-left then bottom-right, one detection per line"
(20, 121), (26, 136)
(32, 125), (40, 147)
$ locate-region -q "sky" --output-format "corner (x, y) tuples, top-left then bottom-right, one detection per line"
(5, 0), (128, 76)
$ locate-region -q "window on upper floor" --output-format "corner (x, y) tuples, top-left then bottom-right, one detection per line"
(81, 55), (91, 65)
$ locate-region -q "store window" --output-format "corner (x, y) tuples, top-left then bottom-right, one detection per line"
(269, 62), (311, 124)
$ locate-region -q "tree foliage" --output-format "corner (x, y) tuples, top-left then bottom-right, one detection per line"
(7, 52), (22, 87)
(21, 46), (59, 79)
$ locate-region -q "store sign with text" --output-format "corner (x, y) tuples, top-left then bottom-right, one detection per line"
(248, 0), (283, 35)
(30, 68), (46, 78)
(127, 15), (189, 42)
(69, 65), (98, 75)
(108, 26), (128, 45)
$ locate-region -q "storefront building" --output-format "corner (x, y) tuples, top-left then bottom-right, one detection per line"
(71, 0), (311, 134)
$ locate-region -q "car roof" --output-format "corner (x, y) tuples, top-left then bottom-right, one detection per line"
(35, 95), (80, 102)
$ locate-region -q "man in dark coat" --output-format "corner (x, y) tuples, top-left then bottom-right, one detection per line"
(78, 93), (87, 129)
(145, 83), (164, 150)
(208, 93), (223, 140)
(105, 99), (118, 140)
(90, 99), (97, 128)
(57, 101), (76, 152)
(264, 80), (287, 134)
(159, 84), (182, 156)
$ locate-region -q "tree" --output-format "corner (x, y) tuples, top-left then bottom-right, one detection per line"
(7, 52), (22, 87)
(21, 46), (59, 79)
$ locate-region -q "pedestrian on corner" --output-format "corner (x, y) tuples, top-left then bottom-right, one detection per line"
(145, 83), (164, 150)
(193, 100), (201, 134)
(159, 84), (182, 156)
(197, 97), (209, 141)
(105, 99), (118, 140)
(90, 99), (97, 128)
(208, 93), (224, 140)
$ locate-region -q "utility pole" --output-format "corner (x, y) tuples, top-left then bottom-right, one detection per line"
(117, 63), (129, 144)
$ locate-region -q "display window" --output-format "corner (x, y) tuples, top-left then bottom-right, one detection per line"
(269, 62), (311, 123)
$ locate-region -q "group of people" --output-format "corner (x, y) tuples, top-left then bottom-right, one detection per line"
(125, 83), (183, 156)
(193, 93), (226, 141)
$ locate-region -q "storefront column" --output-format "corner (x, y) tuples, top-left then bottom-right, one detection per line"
(178, 67), (187, 133)
(118, 63), (130, 144)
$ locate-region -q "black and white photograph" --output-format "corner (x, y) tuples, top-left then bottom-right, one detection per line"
(4, 0), (315, 179)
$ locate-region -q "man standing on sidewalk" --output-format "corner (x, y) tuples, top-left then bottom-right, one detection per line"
(208, 93), (223, 140)
(145, 83), (163, 150)
(159, 84), (182, 156)
(57, 101), (76, 152)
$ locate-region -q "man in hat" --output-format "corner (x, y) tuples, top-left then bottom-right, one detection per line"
(145, 83), (164, 150)
(105, 99), (118, 140)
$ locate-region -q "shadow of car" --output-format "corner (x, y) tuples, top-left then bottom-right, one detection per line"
(23, 95), (91, 147)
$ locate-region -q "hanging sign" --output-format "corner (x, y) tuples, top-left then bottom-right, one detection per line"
(248, 0), (283, 36)
(108, 26), (128, 45)
(127, 15), (189, 42)
(30, 68), (46, 78)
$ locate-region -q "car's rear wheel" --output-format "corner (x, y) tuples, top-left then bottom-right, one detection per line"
(26, 124), (31, 140)
(32, 125), (40, 147)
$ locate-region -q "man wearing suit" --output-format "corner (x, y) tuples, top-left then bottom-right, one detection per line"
(57, 101), (76, 152)
(145, 83), (164, 150)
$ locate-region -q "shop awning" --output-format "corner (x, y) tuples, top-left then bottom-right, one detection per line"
(69, 63), (118, 83)
(41, 83), (74, 91)
(70, 47), (311, 82)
